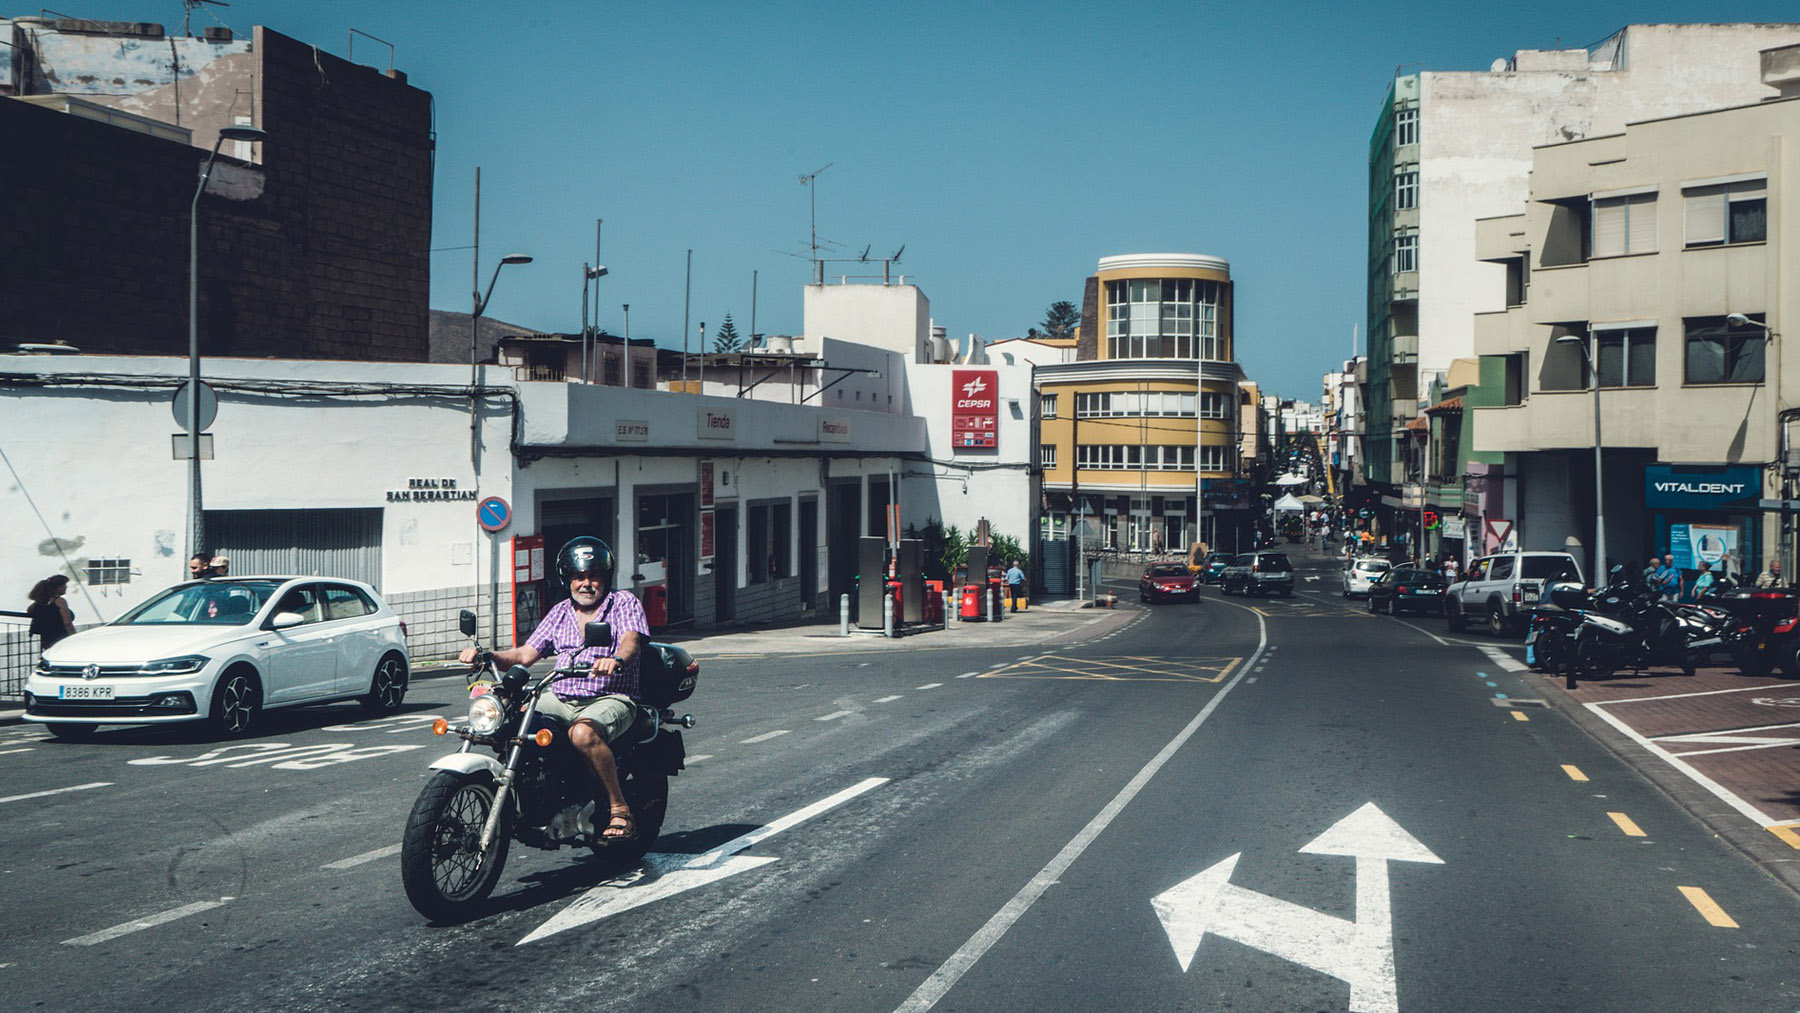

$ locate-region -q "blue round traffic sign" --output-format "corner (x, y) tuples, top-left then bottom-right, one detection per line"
(477, 496), (511, 532)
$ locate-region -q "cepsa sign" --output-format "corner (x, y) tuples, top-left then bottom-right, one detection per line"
(951, 369), (999, 450)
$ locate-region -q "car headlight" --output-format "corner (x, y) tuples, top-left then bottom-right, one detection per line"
(34, 658), (51, 675)
(467, 695), (506, 736)
(141, 655), (210, 675)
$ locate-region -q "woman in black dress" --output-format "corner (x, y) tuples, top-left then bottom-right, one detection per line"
(26, 575), (76, 652)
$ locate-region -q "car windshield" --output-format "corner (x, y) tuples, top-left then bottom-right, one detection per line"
(1256, 554), (1292, 572)
(1150, 564), (1188, 577)
(115, 580), (282, 626)
(1206, 554), (1229, 565)
(1521, 557), (1577, 580)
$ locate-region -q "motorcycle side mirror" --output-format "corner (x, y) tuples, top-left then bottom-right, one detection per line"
(458, 609), (477, 638)
(583, 621), (613, 648)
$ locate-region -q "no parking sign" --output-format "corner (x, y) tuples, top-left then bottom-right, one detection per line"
(477, 496), (511, 532)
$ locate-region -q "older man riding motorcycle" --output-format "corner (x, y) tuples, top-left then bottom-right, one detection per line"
(458, 536), (650, 842)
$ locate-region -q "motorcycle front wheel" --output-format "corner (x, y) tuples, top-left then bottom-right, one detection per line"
(401, 770), (511, 920)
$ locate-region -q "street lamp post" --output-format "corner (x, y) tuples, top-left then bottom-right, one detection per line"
(468, 252), (533, 454)
(581, 263), (608, 383)
(1555, 333), (1606, 579)
(187, 123), (268, 564)
(1729, 313), (1784, 579)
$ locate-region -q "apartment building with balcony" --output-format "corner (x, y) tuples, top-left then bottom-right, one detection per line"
(1364, 23), (1800, 549)
(1037, 254), (1251, 556)
(1471, 56), (1800, 579)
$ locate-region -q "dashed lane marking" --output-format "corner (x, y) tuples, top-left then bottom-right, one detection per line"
(63, 897), (234, 946)
(1511, 711), (1530, 722)
(687, 754), (712, 764)
(916, 682), (943, 690)
(874, 695), (903, 703)
(740, 730), (791, 744)
(1768, 824), (1800, 849)
(323, 844), (401, 870)
(0, 747), (34, 757)
(1562, 765), (1589, 782)
(1677, 886), (1739, 928)
(1607, 812), (1647, 837)
(0, 782), (111, 805)
(817, 711), (854, 722)
(981, 655), (1242, 684)
(957, 672), (979, 679)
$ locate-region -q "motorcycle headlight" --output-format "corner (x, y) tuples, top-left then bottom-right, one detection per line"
(467, 694), (506, 736)
(141, 655), (209, 675)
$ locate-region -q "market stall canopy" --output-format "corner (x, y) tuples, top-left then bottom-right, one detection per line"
(1272, 493), (1305, 512)
(1297, 494), (1326, 504)
(1274, 473), (1308, 486)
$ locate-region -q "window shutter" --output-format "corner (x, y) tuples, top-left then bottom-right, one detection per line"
(1626, 194), (1656, 255)
(1592, 199), (1626, 257)
(1685, 191), (1726, 245)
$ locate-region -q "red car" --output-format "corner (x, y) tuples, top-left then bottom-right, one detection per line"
(1140, 562), (1198, 603)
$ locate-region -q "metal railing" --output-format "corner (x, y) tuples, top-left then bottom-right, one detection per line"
(0, 612), (34, 703)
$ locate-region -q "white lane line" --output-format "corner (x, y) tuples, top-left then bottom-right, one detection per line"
(895, 604), (1269, 1013)
(740, 730), (791, 744)
(0, 747), (34, 757)
(1583, 702), (1780, 827)
(322, 844), (401, 870)
(916, 682), (943, 690)
(874, 695), (903, 703)
(1479, 646), (1528, 673)
(0, 782), (111, 805)
(63, 897), (234, 946)
(686, 754), (712, 764)
(957, 671), (980, 679)
(816, 711), (854, 722)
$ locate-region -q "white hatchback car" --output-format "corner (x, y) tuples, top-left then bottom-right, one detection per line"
(1343, 557), (1392, 597)
(26, 577), (409, 739)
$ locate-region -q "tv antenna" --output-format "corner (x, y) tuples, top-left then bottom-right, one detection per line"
(183, 0), (230, 37)
(799, 162), (834, 274)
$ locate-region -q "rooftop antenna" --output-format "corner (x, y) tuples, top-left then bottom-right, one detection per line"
(183, 0), (230, 37)
(800, 162), (833, 282)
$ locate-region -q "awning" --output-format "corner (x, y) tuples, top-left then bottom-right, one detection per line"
(1272, 493), (1305, 512)
(1425, 395), (1464, 416)
(1274, 472), (1308, 486)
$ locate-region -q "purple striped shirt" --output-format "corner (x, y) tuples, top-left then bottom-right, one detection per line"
(524, 590), (650, 700)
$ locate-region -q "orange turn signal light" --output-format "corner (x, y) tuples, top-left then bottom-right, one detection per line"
(534, 728), (554, 747)
(432, 718), (448, 736)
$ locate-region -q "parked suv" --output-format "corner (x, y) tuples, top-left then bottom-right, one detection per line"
(1445, 550), (1582, 636)
(1221, 551), (1295, 597)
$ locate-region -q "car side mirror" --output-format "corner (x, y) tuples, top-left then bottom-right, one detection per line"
(269, 611), (305, 630)
(458, 609), (477, 637)
(583, 621), (613, 648)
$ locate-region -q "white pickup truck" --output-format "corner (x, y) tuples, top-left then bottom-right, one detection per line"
(1444, 550), (1582, 636)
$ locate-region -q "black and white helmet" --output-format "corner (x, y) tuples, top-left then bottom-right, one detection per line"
(555, 536), (616, 588)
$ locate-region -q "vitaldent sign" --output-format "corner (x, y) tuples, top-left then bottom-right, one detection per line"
(1643, 465), (1760, 511)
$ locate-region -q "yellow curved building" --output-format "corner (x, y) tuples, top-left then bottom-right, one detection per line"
(1037, 253), (1248, 554)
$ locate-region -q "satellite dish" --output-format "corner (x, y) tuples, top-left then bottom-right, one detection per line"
(1490, 58), (1507, 72)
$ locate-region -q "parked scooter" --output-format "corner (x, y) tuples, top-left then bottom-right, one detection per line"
(400, 609), (698, 921)
(1524, 581), (1590, 680)
(1704, 582), (1800, 676)
(1566, 571), (1713, 681)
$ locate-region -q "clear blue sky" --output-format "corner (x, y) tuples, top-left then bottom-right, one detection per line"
(53, 2), (1800, 398)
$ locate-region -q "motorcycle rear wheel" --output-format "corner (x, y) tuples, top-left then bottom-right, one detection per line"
(401, 770), (511, 920)
(593, 770), (669, 867)
(1574, 629), (1611, 679)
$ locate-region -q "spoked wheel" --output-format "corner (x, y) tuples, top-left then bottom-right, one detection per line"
(401, 770), (510, 920)
(361, 652), (409, 715)
(1574, 629), (1610, 680)
(1487, 605), (1511, 637)
(210, 669), (262, 738)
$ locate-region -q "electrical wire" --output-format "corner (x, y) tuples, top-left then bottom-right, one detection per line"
(0, 437), (104, 618)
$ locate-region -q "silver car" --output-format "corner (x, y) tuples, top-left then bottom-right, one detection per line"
(1343, 557), (1391, 597)
(25, 576), (410, 739)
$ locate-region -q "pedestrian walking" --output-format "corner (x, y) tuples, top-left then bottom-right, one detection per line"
(26, 574), (76, 653)
(1690, 560), (1716, 602)
(1005, 559), (1025, 613)
(1655, 554), (1682, 602)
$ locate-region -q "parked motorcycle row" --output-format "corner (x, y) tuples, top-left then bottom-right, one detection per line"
(1520, 570), (1800, 686)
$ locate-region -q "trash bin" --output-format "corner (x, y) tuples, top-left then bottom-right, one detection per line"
(884, 579), (904, 625)
(644, 583), (669, 631)
(959, 584), (985, 621)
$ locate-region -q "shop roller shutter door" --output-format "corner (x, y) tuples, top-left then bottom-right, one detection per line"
(205, 508), (383, 587)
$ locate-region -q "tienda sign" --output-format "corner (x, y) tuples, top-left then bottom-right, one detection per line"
(951, 369), (998, 450)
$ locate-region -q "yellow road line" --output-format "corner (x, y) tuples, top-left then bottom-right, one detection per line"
(1510, 711), (1530, 722)
(1606, 811), (1646, 837)
(1561, 764), (1589, 782)
(1677, 886), (1739, 928)
(1767, 824), (1800, 850)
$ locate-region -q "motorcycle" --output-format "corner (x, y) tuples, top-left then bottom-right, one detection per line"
(1524, 581), (1589, 679)
(1704, 583), (1800, 676)
(1568, 575), (1712, 681)
(401, 609), (698, 920)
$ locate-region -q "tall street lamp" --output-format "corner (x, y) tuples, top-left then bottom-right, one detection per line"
(468, 253), (533, 456)
(1555, 333), (1605, 580)
(187, 123), (268, 564)
(1729, 312), (1784, 577)
(581, 264), (608, 383)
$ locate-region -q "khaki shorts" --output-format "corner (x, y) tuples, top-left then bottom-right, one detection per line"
(535, 692), (636, 743)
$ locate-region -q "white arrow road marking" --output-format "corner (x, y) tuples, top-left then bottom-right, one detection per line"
(518, 776), (888, 945)
(1151, 803), (1443, 1013)
(0, 782), (111, 805)
(62, 897), (234, 946)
